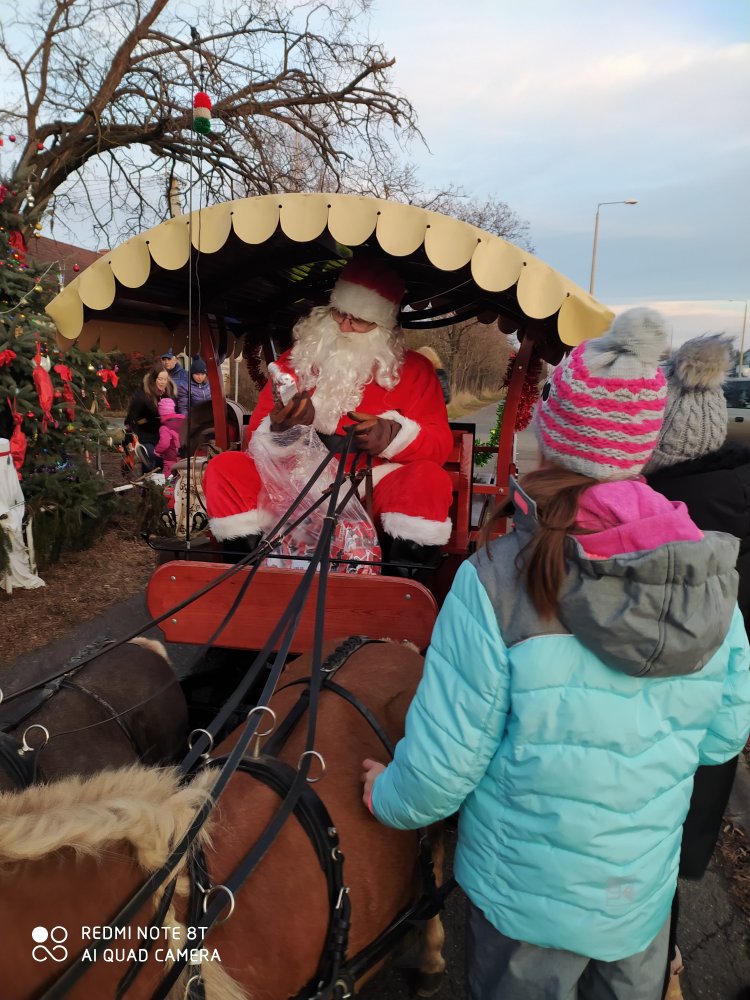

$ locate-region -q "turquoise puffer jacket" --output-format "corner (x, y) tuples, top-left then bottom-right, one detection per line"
(372, 488), (750, 961)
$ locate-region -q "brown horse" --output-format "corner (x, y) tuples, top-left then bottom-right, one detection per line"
(0, 638), (189, 792)
(0, 640), (446, 999)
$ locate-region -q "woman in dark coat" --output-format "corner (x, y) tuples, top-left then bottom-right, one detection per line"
(645, 334), (750, 999)
(124, 362), (177, 473)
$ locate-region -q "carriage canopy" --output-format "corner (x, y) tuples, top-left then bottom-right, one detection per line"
(46, 193), (613, 364)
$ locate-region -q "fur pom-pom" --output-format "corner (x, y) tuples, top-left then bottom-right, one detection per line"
(603, 308), (668, 366)
(672, 334), (733, 390)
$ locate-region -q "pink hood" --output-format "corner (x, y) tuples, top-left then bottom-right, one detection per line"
(575, 479), (703, 558)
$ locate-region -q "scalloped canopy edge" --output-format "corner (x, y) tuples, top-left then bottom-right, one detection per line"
(46, 193), (614, 352)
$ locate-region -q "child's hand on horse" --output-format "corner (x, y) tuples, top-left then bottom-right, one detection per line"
(347, 412), (400, 455)
(270, 391), (315, 432)
(361, 757), (387, 812)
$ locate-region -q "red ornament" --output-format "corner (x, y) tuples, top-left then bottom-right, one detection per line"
(9, 135), (16, 142)
(6, 398), (26, 474)
(96, 367), (119, 388)
(0, 349), (17, 367)
(31, 342), (56, 431)
(73, 264), (80, 272)
(37, 142), (44, 150)
(53, 363), (75, 422)
(8, 230), (27, 266)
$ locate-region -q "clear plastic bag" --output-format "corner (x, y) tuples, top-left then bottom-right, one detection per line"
(250, 425), (380, 574)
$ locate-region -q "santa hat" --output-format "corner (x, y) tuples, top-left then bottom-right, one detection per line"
(645, 334), (732, 473)
(328, 258), (405, 331)
(535, 307), (668, 480)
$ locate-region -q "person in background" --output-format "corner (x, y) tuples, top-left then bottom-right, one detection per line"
(160, 348), (189, 394)
(177, 356), (212, 414)
(361, 309), (750, 1000)
(124, 363), (177, 474)
(416, 344), (451, 405)
(644, 333), (750, 1000)
(154, 396), (185, 479)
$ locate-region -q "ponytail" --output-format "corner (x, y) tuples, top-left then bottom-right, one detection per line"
(481, 466), (598, 620)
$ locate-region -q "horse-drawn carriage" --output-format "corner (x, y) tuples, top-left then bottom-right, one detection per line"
(0, 195), (614, 1000)
(47, 192), (612, 656)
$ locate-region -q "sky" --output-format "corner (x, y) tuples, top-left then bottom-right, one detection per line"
(368, 0), (750, 348)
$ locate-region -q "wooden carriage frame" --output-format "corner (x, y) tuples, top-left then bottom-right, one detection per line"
(47, 193), (613, 652)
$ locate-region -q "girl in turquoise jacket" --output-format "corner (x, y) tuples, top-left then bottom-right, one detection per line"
(362, 309), (750, 1000)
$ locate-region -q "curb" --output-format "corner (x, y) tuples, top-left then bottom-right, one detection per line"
(727, 752), (750, 839)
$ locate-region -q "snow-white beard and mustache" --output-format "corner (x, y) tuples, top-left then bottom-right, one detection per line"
(290, 306), (404, 435)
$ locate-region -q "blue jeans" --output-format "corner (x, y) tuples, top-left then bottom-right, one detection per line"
(466, 898), (669, 1000)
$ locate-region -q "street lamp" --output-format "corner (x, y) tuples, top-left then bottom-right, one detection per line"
(589, 199), (638, 296)
(730, 299), (749, 375)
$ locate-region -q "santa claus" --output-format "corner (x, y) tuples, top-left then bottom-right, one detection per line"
(203, 258), (454, 570)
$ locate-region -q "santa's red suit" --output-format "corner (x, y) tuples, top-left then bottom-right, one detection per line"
(204, 346), (454, 546)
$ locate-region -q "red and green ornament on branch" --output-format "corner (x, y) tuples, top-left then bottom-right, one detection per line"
(475, 352), (545, 467)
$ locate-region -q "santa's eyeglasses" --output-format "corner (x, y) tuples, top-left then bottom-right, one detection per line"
(329, 307), (377, 332)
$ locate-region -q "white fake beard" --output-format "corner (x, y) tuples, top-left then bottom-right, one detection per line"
(290, 307), (403, 434)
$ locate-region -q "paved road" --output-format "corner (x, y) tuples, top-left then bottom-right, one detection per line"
(457, 399), (539, 477)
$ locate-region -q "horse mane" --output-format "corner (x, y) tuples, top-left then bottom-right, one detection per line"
(0, 765), (214, 869)
(0, 766), (252, 999)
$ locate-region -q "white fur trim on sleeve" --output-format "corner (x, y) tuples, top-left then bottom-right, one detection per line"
(380, 512), (452, 546)
(209, 508), (276, 541)
(379, 410), (421, 459)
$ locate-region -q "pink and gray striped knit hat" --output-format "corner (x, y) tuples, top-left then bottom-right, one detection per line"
(535, 307), (668, 480)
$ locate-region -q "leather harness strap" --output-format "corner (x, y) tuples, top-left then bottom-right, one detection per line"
(0, 731), (39, 789)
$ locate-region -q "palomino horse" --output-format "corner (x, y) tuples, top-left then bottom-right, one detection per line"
(0, 638), (189, 791)
(0, 639), (447, 999)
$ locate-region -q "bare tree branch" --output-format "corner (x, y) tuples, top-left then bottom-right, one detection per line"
(0, 0), (419, 240)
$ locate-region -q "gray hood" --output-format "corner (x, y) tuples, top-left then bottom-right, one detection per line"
(474, 483), (739, 678)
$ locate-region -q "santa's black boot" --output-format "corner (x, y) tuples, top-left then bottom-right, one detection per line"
(221, 534), (262, 564)
(384, 536), (442, 582)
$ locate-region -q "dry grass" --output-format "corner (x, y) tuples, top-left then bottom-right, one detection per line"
(448, 390), (504, 420)
(0, 525), (155, 666)
(0, 452), (156, 667)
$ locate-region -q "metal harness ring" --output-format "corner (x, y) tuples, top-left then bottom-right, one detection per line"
(183, 974), (202, 999)
(187, 729), (214, 756)
(20, 724), (50, 755)
(202, 884), (235, 925)
(298, 749), (325, 784)
(247, 705), (276, 738)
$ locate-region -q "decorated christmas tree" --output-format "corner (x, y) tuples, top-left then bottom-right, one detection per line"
(0, 181), (118, 566)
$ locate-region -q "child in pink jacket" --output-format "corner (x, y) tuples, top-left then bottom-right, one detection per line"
(155, 397), (185, 478)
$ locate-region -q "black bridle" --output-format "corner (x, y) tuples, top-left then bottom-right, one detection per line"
(36, 429), (455, 1000)
(39, 429), (360, 998)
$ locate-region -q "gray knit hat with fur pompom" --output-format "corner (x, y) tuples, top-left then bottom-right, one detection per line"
(645, 334), (732, 473)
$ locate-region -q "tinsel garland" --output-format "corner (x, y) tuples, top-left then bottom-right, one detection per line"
(475, 352), (544, 467)
(245, 345), (268, 391)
